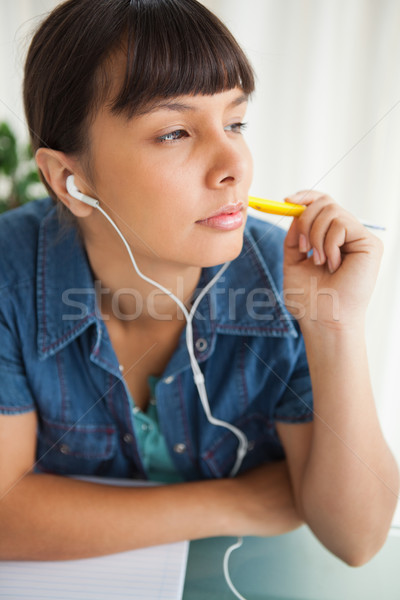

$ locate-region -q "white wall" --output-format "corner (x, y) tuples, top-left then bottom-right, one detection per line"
(203, 0), (400, 468)
(0, 0), (59, 137)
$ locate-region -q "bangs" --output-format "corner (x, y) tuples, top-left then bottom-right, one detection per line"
(108, 0), (255, 117)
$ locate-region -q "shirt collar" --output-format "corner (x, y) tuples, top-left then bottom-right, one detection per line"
(36, 208), (296, 362)
(36, 207), (98, 360)
(198, 229), (297, 338)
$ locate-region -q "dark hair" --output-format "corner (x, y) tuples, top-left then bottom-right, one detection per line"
(23, 0), (255, 199)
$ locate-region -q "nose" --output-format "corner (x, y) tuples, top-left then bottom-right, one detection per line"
(205, 134), (251, 190)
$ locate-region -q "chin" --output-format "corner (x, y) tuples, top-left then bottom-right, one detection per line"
(198, 230), (245, 268)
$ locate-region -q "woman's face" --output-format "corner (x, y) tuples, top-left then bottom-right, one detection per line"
(85, 86), (253, 268)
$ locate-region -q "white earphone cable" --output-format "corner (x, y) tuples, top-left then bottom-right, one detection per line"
(223, 536), (247, 600)
(67, 175), (248, 600)
(95, 203), (248, 476)
(95, 204), (248, 599)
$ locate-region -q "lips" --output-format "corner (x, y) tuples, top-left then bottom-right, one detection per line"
(196, 203), (245, 231)
(197, 202), (244, 221)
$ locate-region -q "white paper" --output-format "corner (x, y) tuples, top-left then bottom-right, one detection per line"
(0, 479), (189, 599)
(0, 542), (189, 599)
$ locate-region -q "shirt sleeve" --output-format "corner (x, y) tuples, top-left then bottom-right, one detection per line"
(274, 335), (314, 423)
(0, 310), (35, 415)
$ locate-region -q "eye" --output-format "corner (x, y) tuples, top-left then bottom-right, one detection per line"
(157, 129), (188, 143)
(224, 122), (248, 134)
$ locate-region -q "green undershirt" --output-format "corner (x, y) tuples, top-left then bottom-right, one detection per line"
(129, 375), (184, 484)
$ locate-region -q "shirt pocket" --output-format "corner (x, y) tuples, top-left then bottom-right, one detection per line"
(35, 417), (117, 476)
(200, 413), (285, 478)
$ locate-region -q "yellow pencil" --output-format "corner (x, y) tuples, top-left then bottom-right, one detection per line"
(248, 197), (305, 217)
(248, 196), (386, 230)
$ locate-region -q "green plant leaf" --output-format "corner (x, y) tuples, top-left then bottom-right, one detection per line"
(0, 121), (46, 210)
(0, 122), (18, 176)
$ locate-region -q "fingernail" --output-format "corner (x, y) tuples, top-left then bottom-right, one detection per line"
(328, 259), (335, 273)
(313, 248), (321, 265)
(299, 234), (308, 253)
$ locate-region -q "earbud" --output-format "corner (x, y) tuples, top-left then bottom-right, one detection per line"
(66, 175), (99, 208)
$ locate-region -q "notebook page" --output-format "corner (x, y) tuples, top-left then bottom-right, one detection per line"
(0, 542), (189, 599)
(0, 479), (189, 600)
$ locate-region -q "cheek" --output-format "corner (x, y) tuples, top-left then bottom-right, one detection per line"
(242, 144), (254, 184)
(108, 166), (196, 249)
(142, 162), (199, 219)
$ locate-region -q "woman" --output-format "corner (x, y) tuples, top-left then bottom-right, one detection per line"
(0, 0), (398, 565)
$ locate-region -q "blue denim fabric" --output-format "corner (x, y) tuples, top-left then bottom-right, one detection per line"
(0, 199), (313, 480)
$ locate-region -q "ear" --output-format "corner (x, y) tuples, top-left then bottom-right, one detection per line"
(35, 148), (94, 218)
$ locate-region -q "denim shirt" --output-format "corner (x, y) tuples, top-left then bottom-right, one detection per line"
(0, 198), (313, 481)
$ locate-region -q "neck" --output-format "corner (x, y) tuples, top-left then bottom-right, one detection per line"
(80, 223), (202, 325)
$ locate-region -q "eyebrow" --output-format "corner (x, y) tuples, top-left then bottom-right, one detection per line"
(139, 93), (249, 116)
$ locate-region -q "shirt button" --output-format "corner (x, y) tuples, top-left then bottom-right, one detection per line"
(59, 444), (70, 455)
(164, 376), (174, 384)
(123, 433), (134, 444)
(195, 338), (208, 352)
(247, 440), (255, 451)
(173, 443), (187, 454)
(141, 424), (150, 432)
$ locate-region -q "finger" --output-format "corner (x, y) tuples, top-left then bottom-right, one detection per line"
(307, 203), (343, 266)
(295, 196), (338, 254)
(322, 218), (347, 273)
(284, 189), (328, 207)
(284, 218), (308, 266)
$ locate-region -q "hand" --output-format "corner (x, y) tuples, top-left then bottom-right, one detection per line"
(282, 190), (383, 330)
(224, 461), (303, 537)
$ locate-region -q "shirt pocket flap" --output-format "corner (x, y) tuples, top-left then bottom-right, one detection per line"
(36, 418), (117, 475)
